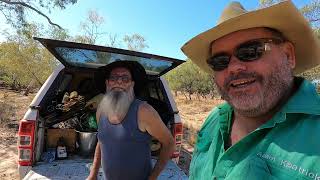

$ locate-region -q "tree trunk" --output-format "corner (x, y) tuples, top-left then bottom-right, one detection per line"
(24, 79), (35, 96)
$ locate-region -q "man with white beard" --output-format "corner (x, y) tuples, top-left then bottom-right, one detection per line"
(181, 1), (320, 180)
(87, 61), (175, 180)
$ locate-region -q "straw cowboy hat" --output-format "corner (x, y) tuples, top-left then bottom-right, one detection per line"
(181, 1), (320, 74)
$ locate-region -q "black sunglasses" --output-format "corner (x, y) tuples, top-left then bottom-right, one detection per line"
(207, 38), (284, 71)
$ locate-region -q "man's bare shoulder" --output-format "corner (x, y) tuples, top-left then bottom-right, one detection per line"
(138, 101), (163, 131)
(139, 101), (155, 113)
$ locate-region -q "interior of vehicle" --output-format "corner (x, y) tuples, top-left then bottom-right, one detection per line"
(37, 68), (174, 160)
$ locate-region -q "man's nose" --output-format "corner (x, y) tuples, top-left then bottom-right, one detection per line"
(115, 78), (125, 84)
(227, 55), (247, 73)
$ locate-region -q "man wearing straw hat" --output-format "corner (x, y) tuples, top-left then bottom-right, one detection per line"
(87, 61), (175, 180)
(181, 1), (320, 179)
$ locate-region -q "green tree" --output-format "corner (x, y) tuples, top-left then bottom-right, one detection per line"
(165, 60), (215, 100)
(193, 70), (215, 99)
(47, 26), (70, 41)
(0, 23), (58, 92)
(74, 10), (148, 52)
(78, 10), (106, 44)
(0, 0), (77, 29)
(123, 33), (149, 52)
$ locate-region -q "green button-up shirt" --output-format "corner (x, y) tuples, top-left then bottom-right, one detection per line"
(190, 79), (320, 180)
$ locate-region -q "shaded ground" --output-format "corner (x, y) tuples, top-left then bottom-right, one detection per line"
(0, 88), (223, 178)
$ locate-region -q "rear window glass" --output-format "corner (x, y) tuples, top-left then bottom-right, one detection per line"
(55, 47), (173, 75)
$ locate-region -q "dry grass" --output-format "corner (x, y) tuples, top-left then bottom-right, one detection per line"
(0, 88), (36, 180)
(0, 88), (35, 125)
(174, 92), (224, 147)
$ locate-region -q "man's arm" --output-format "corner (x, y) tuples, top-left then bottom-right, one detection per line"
(138, 103), (175, 180)
(87, 111), (102, 180)
(87, 142), (101, 180)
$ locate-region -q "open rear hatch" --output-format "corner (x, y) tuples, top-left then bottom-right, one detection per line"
(34, 37), (185, 76)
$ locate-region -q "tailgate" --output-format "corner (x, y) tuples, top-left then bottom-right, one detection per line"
(23, 159), (188, 180)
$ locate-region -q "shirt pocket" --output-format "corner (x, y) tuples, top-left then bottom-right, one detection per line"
(189, 135), (212, 178)
(226, 156), (277, 180)
(196, 131), (213, 152)
(189, 130), (219, 180)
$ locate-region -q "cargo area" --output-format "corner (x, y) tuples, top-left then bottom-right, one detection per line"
(35, 68), (175, 164)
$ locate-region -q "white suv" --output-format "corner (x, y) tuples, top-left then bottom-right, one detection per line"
(17, 38), (186, 179)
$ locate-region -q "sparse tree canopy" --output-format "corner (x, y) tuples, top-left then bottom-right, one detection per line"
(165, 60), (216, 100)
(78, 10), (106, 44)
(0, 0), (78, 29)
(0, 23), (60, 91)
(123, 33), (149, 52)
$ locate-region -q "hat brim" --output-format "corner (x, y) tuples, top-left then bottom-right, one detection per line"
(181, 1), (320, 74)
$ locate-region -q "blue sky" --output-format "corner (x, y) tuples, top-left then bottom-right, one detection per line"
(0, 0), (311, 60)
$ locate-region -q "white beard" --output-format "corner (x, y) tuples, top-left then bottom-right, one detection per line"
(97, 85), (135, 122)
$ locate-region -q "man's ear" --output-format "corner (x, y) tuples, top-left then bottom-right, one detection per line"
(282, 42), (296, 69)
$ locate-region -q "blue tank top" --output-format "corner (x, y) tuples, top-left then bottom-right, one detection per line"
(97, 99), (152, 180)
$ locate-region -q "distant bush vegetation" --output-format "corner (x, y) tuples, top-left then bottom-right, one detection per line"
(165, 60), (220, 100)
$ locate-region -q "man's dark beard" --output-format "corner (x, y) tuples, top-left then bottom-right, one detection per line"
(98, 86), (134, 122)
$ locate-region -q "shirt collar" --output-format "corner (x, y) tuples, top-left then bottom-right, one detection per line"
(282, 78), (320, 115)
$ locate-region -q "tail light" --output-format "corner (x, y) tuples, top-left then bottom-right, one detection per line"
(172, 122), (183, 158)
(18, 120), (36, 166)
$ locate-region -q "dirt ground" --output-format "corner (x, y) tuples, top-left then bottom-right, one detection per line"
(0, 87), (35, 179)
(0, 88), (223, 179)
(175, 93), (224, 175)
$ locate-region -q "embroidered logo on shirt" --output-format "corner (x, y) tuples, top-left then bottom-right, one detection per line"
(257, 152), (320, 180)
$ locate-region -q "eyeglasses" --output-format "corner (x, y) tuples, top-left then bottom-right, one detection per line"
(207, 38), (284, 71)
(108, 75), (132, 83)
